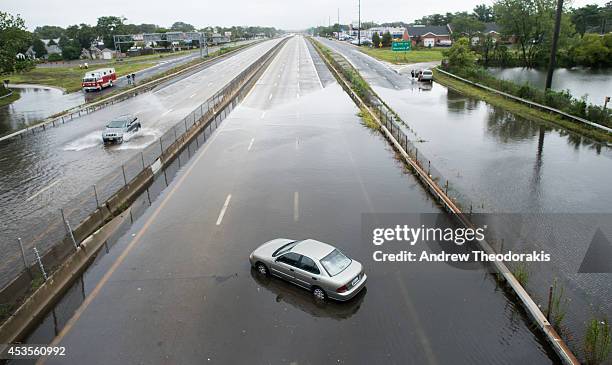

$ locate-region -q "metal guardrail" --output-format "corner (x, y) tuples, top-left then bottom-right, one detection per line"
(309, 38), (579, 365)
(0, 41), (264, 143)
(0, 38), (287, 298)
(435, 67), (612, 134)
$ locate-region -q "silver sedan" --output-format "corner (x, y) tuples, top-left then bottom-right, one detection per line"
(249, 238), (367, 301)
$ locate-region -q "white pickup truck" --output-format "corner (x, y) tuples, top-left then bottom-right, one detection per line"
(102, 114), (141, 144)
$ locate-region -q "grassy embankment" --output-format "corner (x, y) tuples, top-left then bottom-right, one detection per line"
(360, 47), (444, 64)
(7, 61), (157, 93)
(432, 68), (612, 144)
(0, 88), (20, 107)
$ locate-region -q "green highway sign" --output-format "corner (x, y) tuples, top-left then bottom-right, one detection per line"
(392, 41), (411, 51)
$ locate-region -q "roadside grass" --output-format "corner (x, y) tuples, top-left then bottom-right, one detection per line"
(0, 89), (20, 107)
(432, 68), (612, 144)
(357, 107), (380, 130)
(7, 62), (157, 93)
(360, 47), (444, 65)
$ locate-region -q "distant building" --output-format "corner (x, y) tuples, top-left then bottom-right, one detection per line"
(101, 48), (115, 60)
(25, 46), (37, 59)
(405, 25), (452, 47)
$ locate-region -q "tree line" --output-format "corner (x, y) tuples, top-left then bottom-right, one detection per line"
(0, 12), (281, 74)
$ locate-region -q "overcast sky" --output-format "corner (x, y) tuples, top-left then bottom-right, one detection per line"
(4, 0), (608, 31)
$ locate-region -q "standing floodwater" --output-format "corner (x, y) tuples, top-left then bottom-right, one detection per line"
(0, 85), (85, 136)
(487, 67), (612, 106)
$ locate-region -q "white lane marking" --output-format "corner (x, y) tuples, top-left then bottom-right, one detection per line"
(248, 138), (254, 151)
(26, 179), (61, 202)
(303, 38), (324, 89)
(293, 192), (299, 222)
(216, 194), (232, 226)
(190, 93), (196, 98)
(268, 94), (273, 100)
(162, 108), (173, 116)
(260, 111), (266, 119)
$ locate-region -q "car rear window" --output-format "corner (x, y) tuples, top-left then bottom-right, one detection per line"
(272, 240), (299, 257)
(320, 249), (351, 276)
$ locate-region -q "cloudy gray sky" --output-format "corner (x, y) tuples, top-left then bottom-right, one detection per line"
(4, 0), (607, 30)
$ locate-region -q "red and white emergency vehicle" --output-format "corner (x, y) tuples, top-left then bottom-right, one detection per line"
(81, 68), (117, 92)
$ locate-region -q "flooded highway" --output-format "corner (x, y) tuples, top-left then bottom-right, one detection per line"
(0, 39), (282, 289)
(0, 42), (255, 136)
(32, 36), (558, 364)
(318, 38), (612, 348)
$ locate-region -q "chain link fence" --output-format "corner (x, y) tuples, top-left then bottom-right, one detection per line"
(0, 38), (286, 296)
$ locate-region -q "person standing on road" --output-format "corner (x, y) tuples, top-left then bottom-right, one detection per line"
(131, 73), (136, 85)
(126, 74), (131, 85)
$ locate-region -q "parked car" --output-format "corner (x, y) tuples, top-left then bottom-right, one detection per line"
(418, 69), (433, 83)
(102, 114), (141, 144)
(249, 238), (367, 301)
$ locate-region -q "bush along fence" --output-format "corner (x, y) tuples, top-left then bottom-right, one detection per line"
(0, 40), (262, 143)
(437, 66), (612, 134)
(308, 37), (579, 365)
(0, 38), (288, 335)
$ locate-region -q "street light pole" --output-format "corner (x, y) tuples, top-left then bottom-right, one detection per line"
(358, 0), (361, 46)
(338, 8), (340, 40)
(545, 0), (564, 90)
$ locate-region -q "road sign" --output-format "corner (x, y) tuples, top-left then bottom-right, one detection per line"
(392, 41), (411, 52)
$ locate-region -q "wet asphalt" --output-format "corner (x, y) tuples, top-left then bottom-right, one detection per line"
(40, 36), (557, 364)
(0, 39), (282, 289)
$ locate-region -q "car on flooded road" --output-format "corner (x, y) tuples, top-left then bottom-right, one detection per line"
(102, 114), (141, 144)
(249, 239), (367, 301)
(418, 69), (433, 83)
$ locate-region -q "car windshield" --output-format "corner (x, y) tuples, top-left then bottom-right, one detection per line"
(272, 240), (299, 257)
(83, 77), (96, 82)
(107, 120), (126, 128)
(320, 249), (351, 276)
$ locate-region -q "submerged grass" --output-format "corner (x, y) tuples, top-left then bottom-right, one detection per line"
(584, 318), (611, 365)
(357, 107), (380, 130)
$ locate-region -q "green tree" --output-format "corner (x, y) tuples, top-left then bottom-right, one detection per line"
(571, 4), (605, 36)
(0, 12), (31, 74)
(473, 4), (496, 22)
(372, 32), (381, 47)
(32, 37), (47, 58)
(65, 24), (97, 50)
(451, 12), (486, 40)
(572, 33), (610, 66)
(33, 25), (64, 39)
(443, 37), (478, 69)
(96, 16), (126, 49)
(61, 39), (81, 60)
(170, 22), (195, 32)
(494, 0), (574, 67)
(381, 31), (392, 47)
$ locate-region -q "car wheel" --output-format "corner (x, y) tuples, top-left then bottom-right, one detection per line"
(255, 262), (269, 276)
(312, 287), (326, 301)
(109, 81), (113, 87)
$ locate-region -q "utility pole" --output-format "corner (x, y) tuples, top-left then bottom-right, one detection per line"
(338, 8), (340, 40)
(358, 0), (361, 46)
(545, 0), (564, 90)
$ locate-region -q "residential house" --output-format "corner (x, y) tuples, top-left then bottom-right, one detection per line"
(405, 25), (452, 47)
(89, 47), (103, 59)
(25, 46), (37, 59)
(101, 48), (115, 60)
(468, 23), (501, 45)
